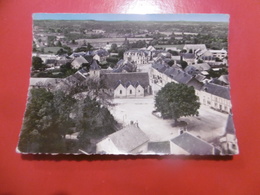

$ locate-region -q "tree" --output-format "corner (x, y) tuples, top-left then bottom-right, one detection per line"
(56, 40), (62, 47)
(180, 60), (188, 70)
(155, 82), (200, 125)
(109, 43), (118, 53)
(167, 49), (179, 56)
(74, 43), (93, 53)
(32, 56), (46, 71)
(56, 48), (67, 56)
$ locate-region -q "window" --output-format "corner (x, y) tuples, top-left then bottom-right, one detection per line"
(130, 89), (132, 94)
(120, 90), (122, 94)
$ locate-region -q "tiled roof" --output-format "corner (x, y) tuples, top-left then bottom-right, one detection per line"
(183, 44), (207, 51)
(203, 82), (230, 100)
(152, 62), (168, 72)
(171, 132), (214, 155)
(193, 63), (211, 71)
(152, 63), (203, 89)
(95, 49), (109, 57)
(195, 74), (206, 82)
(184, 65), (198, 75)
(90, 60), (101, 70)
(45, 59), (57, 64)
(225, 114), (235, 135)
(148, 141), (171, 154)
(113, 59), (136, 73)
(169, 69), (193, 84)
(101, 72), (150, 89)
(72, 56), (88, 65)
(108, 124), (149, 153)
(180, 53), (195, 59)
(125, 50), (149, 56)
(218, 75), (229, 84)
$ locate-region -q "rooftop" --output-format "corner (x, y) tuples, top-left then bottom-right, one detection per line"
(107, 124), (149, 153)
(101, 72), (150, 89)
(203, 82), (230, 100)
(148, 141), (171, 154)
(171, 132), (214, 155)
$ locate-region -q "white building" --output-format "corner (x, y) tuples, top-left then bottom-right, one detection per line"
(196, 82), (232, 113)
(71, 56), (89, 69)
(124, 50), (149, 65)
(101, 72), (151, 98)
(96, 124), (149, 154)
(209, 49), (227, 59)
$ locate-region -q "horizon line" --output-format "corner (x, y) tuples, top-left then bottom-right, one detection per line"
(33, 13), (230, 22)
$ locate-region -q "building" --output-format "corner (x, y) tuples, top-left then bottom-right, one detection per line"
(35, 53), (57, 63)
(71, 56), (89, 69)
(197, 82), (232, 113)
(151, 62), (203, 90)
(29, 78), (61, 89)
(209, 49), (227, 59)
(101, 72), (151, 98)
(170, 132), (215, 155)
(124, 50), (149, 65)
(183, 44), (207, 54)
(96, 123), (149, 154)
(88, 60), (101, 80)
(180, 53), (196, 65)
(218, 114), (239, 155)
(147, 141), (171, 154)
(113, 59), (137, 73)
(93, 49), (109, 64)
(151, 61), (231, 113)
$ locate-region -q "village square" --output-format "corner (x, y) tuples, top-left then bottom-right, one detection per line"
(18, 14), (239, 155)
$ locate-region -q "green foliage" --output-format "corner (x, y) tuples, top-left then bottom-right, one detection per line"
(18, 88), (75, 153)
(130, 40), (147, 48)
(32, 56), (45, 71)
(167, 49), (179, 56)
(109, 43), (118, 53)
(56, 48), (67, 56)
(18, 86), (117, 153)
(106, 56), (119, 64)
(155, 83), (200, 123)
(180, 60), (188, 70)
(74, 43), (93, 52)
(56, 40), (62, 47)
(208, 68), (228, 78)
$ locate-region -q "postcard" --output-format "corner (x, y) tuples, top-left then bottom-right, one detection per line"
(17, 13), (238, 155)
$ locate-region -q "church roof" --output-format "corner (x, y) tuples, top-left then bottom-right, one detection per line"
(101, 72), (150, 89)
(90, 60), (101, 70)
(225, 114), (236, 135)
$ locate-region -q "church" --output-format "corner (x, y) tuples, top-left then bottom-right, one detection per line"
(86, 60), (151, 98)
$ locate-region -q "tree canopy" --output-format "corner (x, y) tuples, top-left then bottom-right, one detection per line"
(32, 56), (46, 71)
(18, 86), (118, 153)
(155, 82), (200, 124)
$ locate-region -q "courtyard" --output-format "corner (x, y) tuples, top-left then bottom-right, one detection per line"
(108, 96), (229, 142)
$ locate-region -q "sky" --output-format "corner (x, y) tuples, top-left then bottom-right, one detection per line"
(33, 13), (229, 22)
